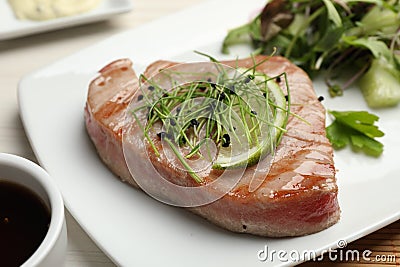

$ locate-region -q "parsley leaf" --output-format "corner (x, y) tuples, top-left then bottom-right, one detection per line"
(326, 110), (384, 157)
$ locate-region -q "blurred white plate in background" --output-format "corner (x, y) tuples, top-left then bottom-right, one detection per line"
(0, 0), (133, 40)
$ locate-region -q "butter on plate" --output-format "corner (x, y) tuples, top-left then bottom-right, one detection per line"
(8, 0), (101, 21)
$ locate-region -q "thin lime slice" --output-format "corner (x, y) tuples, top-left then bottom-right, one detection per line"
(212, 70), (287, 169)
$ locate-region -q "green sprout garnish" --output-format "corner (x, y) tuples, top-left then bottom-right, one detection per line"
(129, 55), (291, 183)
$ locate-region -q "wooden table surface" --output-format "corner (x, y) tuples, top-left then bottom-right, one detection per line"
(0, 0), (398, 266)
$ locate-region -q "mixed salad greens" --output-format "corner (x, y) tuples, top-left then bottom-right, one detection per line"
(222, 0), (399, 156)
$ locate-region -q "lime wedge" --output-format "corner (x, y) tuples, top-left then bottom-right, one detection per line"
(212, 70), (287, 170)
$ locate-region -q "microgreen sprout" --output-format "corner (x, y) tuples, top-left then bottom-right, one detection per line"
(130, 56), (292, 182)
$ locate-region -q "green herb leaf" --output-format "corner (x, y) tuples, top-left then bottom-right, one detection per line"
(326, 120), (351, 149)
(314, 26), (344, 52)
(350, 134), (383, 157)
(326, 110), (384, 156)
(322, 0), (342, 27)
(222, 20), (258, 54)
(342, 36), (393, 62)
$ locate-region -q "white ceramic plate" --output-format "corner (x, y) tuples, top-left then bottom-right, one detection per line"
(18, 0), (400, 266)
(0, 0), (132, 40)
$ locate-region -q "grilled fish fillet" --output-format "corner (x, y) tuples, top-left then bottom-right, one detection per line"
(84, 56), (340, 237)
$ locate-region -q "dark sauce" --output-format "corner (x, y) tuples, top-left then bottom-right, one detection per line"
(0, 181), (51, 267)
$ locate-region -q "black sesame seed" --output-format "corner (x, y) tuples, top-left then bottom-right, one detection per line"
(242, 225), (247, 230)
(228, 85), (235, 94)
(199, 85), (207, 91)
(251, 110), (257, 115)
(137, 94), (144, 101)
(180, 137), (187, 145)
(190, 119), (199, 126)
(222, 133), (231, 147)
(207, 78), (212, 82)
(276, 76), (281, 83)
(176, 107), (181, 115)
(148, 85), (155, 91)
(262, 92), (267, 98)
(219, 92), (226, 100)
(222, 141), (230, 147)
(284, 95), (289, 101)
(318, 96), (324, 102)
(169, 118), (176, 126)
(157, 132), (167, 139)
(223, 133), (230, 142)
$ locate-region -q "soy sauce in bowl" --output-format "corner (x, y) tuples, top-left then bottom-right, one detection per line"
(0, 181), (51, 267)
